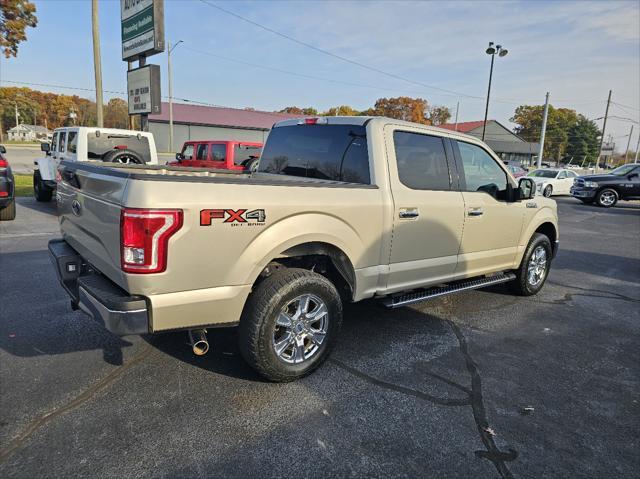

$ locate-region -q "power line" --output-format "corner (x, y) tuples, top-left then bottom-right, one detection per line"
(198, 0), (483, 100)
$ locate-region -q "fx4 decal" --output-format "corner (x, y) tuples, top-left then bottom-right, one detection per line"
(200, 209), (266, 226)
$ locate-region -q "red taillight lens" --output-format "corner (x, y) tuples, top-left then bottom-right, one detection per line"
(304, 118), (318, 125)
(120, 208), (183, 274)
(0, 159), (8, 169)
(0, 191), (8, 197)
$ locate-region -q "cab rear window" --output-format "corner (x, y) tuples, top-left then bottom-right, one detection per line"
(258, 125), (370, 184)
(87, 132), (151, 163)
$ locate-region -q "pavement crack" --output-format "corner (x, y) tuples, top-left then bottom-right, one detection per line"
(332, 320), (517, 479)
(0, 342), (154, 464)
(329, 358), (471, 407)
(547, 280), (640, 303)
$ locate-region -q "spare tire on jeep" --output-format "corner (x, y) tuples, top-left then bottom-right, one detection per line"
(101, 149), (144, 165)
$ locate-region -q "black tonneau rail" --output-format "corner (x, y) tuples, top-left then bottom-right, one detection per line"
(58, 160), (379, 189)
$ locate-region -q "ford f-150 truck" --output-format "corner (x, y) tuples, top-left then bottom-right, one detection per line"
(49, 116), (558, 381)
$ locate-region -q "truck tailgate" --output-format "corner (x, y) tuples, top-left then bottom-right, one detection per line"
(57, 162), (128, 289)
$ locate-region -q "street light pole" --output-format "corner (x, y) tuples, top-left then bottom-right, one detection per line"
(624, 125), (633, 163)
(482, 42), (508, 142)
(168, 40), (183, 153)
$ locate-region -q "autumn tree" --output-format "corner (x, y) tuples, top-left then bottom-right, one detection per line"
(323, 105), (358, 116)
(278, 106), (318, 115)
(426, 105), (451, 126)
(104, 98), (129, 129)
(370, 97), (429, 124)
(510, 105), (578, 161)
(0, 0), (38, 58)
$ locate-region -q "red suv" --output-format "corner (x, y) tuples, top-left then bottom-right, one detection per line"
(171, 141), (262, 171)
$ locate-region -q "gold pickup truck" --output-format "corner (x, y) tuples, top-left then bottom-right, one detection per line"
(49, 116), (558, 381)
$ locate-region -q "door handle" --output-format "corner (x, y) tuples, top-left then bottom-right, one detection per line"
(467, 208), (484, 217)
(399, 208), (419, 219)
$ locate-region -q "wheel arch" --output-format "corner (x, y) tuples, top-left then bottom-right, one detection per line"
(516, 209), (559, 265)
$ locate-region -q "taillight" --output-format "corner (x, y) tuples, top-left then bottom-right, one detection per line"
(0, 158), (8, 170)
(120, 208), (183, 274)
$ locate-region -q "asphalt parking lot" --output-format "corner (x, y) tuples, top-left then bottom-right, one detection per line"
(1, 196), (638, 478)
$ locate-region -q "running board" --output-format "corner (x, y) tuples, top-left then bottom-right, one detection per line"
(382, 273), (516, 309)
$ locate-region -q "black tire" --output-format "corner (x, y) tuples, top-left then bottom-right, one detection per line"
(0, 199), (16, 221)
(510, 233), (553, 296)
(33, 171), (53, 202)
(543, 185), (553, 197)
(244, 157), (260, 172)
(101, 149), (144, 165)
(239, 268), (343, 382)
(596, 188), (618, 208)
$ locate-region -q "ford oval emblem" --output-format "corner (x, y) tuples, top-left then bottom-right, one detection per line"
(71, 199), (82, 216)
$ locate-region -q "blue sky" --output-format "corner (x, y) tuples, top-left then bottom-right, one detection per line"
(1, 0), (639, 149)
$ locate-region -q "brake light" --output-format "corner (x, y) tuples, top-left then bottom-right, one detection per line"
(120, 208), (183, 274)
(298, 117), (328, 125)
(0, 159), (8, 169)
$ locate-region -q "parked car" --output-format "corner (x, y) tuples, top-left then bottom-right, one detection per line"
(170, 141), (263, 172)
(0, 145), (16, 221)
(570, 163), (640, 207)
(528, 168), (579, 197)
(506, 164), (527, 178)
(49, 116), (557, 382)
(35, 127), (159, 202)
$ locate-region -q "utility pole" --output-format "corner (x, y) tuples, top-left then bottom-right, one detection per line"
(624, 125), (633, 163)
(92, 0), (104, 127)
(537, 92), (550, 169)
(454, 102), (459, 131)
(634, 133), (640, 163)
(14, 102), (19, 127)
(168, 41), (174, 152)
(595, 89), (612, 174)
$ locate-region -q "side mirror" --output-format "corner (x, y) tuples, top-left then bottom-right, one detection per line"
(0, 145), (6, 154)
(41, 142), (50, 153)
(175, 153), (184, 161)
(518, 177), (536, 200)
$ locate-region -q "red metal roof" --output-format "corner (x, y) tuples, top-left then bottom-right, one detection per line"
(438, 120), (490, 133)
(149, 102), (307, 130)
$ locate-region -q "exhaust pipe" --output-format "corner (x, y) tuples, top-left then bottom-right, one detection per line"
(188, 329), (209, 356)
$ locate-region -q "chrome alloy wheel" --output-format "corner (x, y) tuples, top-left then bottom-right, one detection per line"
(599, 190), (616, 206)
(527, 245), (547, 287)
(272, 294), (329, 364)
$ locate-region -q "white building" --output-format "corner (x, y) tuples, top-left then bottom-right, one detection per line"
(7, 124), (52, 142)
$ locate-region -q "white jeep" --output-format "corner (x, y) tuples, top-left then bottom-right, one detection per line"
(34, 127), (159, 202)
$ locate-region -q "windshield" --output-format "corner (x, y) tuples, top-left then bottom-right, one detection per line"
(528, 170), (558, 178)
(258, 124), (370, 184)
(610, 164), (638, 176)
(87, 132), (151, 163)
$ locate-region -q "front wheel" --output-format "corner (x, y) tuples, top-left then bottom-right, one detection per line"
(239, 268), (343, 382)
(33, 171), (53, 202)
(510, 233), (552, 296)
(596, 188), (618, 208)
(543, 185), (553, 197)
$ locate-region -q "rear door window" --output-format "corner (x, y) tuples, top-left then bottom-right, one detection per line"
(58, 132), (67, 153)
(393, 131), (450, 190)
(51, 132), (58, 153)
(67, 131), (78, 154)
(258, 124), (370, 184)
(196, 144), (208, 160)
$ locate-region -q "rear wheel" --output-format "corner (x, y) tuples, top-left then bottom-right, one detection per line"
(543, 185), (553, 197)
(0, 199), (16, 221)
(239, 268), (342, 382)
(510, 233), (552, 296)
(33, 171), (53, 202)
(596, 188), (618, 208)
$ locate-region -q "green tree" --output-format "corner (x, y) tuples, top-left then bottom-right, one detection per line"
(0, 0), (38, 58)
(427, 105), (451, 126)
(510, 105), (578, 161)
(370, 96), (429, 124)
(278, 106), (318, 115)
(565, 115), (600, 164)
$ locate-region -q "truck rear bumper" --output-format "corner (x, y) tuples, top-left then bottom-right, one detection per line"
(49, 239), (150, 336)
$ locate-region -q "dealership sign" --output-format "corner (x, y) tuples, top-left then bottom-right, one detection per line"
(121, 0), (164, 61)
(127, 65), (161, 115)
